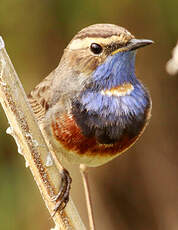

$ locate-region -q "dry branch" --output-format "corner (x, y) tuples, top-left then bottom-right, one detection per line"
(0, 36), (86, 230)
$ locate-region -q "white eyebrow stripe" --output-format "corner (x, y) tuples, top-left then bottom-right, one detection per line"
(68, 34), (128, 50)
(101, 83), (134, 97)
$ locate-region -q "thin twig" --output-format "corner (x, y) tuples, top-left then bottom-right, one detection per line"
(80, 164), (96, 230)
(0, 36), (86, 230)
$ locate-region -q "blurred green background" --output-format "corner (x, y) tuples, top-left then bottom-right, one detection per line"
(0, 0), (178, 229)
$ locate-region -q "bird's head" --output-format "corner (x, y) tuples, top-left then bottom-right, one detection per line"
(63, 24), (153, 79)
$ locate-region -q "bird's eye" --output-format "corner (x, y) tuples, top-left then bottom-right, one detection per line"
(90, 43), (103, 54)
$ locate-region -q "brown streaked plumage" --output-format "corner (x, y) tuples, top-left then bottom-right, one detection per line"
(73, 23), (133, 40)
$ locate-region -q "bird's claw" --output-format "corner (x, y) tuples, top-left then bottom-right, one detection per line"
(51, 168), (72, 216)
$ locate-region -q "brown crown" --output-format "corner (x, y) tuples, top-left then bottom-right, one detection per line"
(74, 24), (133, 40)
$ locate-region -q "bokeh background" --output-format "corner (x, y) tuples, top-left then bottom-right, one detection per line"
(0, 0), (178, 229)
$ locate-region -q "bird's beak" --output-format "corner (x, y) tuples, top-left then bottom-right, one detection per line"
(112, 38), (154, 55)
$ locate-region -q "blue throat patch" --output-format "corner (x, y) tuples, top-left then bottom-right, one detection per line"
(72, 51), (151, 144)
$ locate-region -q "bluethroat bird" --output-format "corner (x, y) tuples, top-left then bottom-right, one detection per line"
(28, 24), (153, 212)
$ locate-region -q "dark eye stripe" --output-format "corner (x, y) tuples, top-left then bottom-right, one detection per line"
(106, 43), (125, 52)
(104, 42), (130, 55)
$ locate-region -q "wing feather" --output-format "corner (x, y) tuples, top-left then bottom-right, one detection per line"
(28, 72), (53, 122)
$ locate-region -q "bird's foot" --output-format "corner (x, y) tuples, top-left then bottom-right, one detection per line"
(51, 168), (72, 216)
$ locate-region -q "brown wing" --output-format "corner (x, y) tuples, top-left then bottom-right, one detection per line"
(28, 72), (54, 122)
